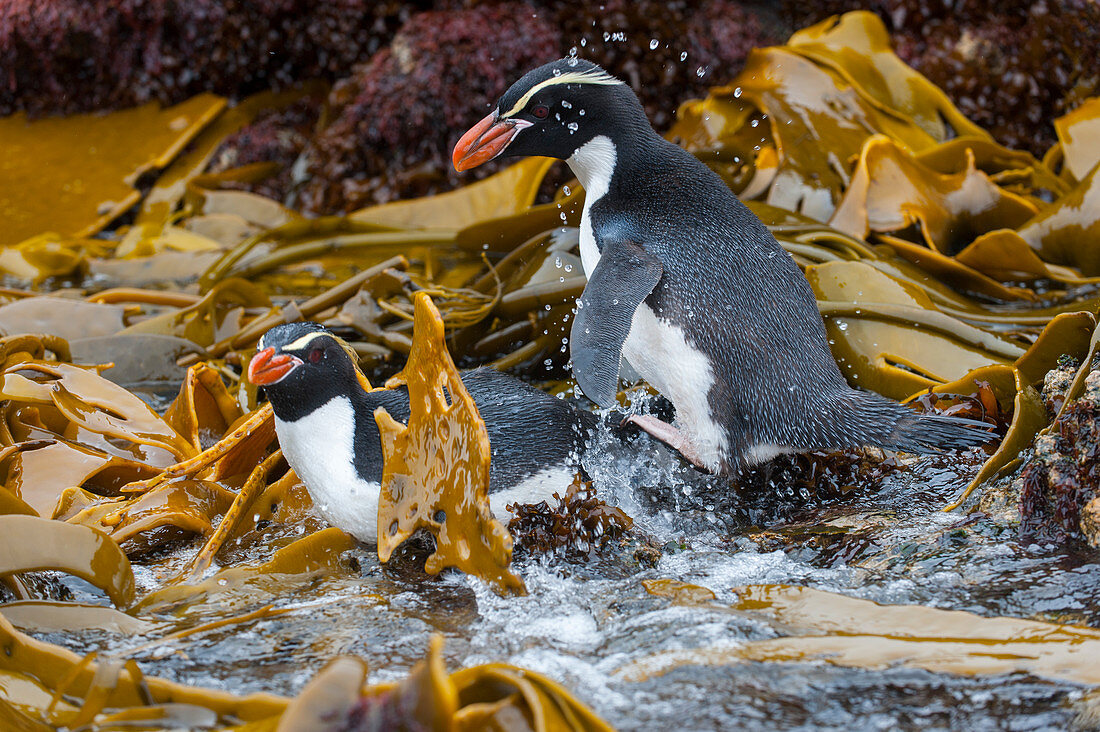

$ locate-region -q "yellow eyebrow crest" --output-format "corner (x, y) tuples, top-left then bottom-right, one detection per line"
(282, 332), (325, 352)
(501, 67), (622, 119)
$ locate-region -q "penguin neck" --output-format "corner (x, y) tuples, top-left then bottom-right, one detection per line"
(567, 135), (618, 204)
(567, 125), (660, 204)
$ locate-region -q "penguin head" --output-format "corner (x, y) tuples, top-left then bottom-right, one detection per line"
(248, 322), (361, 419)
(453, 58), (644, 170)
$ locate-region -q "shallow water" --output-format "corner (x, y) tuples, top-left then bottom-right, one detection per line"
(41, 413), (1100, 730)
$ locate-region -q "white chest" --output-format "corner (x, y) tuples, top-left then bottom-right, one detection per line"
(274, 396), (380, 543)
(567, 135), (617, 276)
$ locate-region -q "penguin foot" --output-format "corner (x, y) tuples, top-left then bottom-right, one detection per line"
(622, 414), (708, 471)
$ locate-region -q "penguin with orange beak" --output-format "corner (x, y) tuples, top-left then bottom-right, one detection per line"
(248, 322), (596, 543)
(454, 58), (990, 474)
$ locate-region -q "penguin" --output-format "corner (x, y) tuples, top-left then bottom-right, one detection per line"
(452, 58), (991, 475)
(247, 322), (597, 543)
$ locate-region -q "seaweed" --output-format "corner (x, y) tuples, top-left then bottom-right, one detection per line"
(508, 476), (635, 557)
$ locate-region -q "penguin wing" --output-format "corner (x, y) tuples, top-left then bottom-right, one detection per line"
(570, 237), (663, 408)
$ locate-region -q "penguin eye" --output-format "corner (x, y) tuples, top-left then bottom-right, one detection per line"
(308, 347), (324, 364)
(531, 104), (550, 119)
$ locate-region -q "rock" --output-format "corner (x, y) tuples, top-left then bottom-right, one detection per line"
(1018, 355), (1100, 544)
(1082, 496), (1100, 548)
(297, 4), (562, 213)
(0, 0), (430, 117)
(977, 475), (1022, 525)
(1041, 356), (1077, 415)
(207, 94), (326, 205)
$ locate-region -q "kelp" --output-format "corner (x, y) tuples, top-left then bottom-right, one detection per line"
(0, 515), (134, 607)
(0, 95), (225, 248)
(829, 136), (1040, 256)
(622, 584), (1100, 686)
(1, 8), (1100, 726)
(0, 614), (609, 731)
(375, 292), (525, 595)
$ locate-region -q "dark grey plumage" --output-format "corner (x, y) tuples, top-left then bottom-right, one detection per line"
(463, 58), (992, 474)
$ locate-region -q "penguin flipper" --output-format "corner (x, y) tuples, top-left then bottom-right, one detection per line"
(570, 237), (662, 408)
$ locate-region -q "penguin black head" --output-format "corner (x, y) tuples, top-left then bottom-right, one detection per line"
(452, 58), (647, 171)
(247, 322), (361, 421)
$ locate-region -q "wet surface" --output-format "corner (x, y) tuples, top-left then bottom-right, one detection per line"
(35, 417), (1100, 730)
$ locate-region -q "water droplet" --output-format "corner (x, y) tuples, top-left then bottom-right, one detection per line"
(733, 87), (743, 98)
(696, 66), (707, 77)
(567, 121), (579, 133)
(580, 38), (587, 47)
(562, 184), (572, 195)
(750, 119), (759, 128)
(649, 39), (659, 50)
(603, 31), (611, 41)
(680, 51), (688, 61)
(562, 100), (573, 109)
(579, 109), (586, 116)
(553, 68), (562, 77)
(564, 263), (573, 272)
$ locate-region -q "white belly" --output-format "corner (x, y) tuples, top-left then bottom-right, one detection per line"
(275, 396), (380, 543)
(621, 307), (728, 471)
(275, 398), (571, 544)
(488, 465), (575, 518)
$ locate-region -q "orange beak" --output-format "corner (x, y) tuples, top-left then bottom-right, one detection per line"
(248, 347), (303, 386)
(453, 112), (531, 171)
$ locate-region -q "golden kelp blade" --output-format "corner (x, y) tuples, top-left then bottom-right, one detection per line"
(0, 515), (135, 608)
(276, 636), (456, 732)
(375, 292), (525, 595)
(786, 11), (989, 144)
(829, 136), (1039, 255)
(620, 584), (1100, 686)
(0, 95), (225, 247)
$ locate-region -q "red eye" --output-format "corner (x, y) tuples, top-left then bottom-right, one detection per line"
(531, 104), (549, 119)
(309, 347), (323, 364)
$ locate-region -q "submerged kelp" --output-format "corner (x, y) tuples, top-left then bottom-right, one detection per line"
(1, 8), (1100, 730)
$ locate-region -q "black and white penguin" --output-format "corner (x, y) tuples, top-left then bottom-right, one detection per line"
(453, 58), (990, 474)
(247, 322), (596, 543)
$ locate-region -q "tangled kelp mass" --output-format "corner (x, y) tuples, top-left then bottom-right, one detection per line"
(2, 9), (1100, 730)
